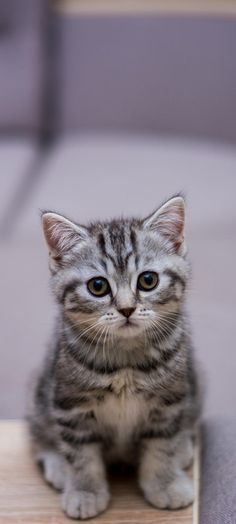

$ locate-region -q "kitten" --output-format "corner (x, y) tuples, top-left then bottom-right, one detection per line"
(28, 195), (200, 520)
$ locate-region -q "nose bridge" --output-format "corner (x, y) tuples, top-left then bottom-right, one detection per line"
(115, 284), (136, 310)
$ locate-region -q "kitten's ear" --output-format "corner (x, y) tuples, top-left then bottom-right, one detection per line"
(41, 212), (88, 257)
(143, 196), (186, 255)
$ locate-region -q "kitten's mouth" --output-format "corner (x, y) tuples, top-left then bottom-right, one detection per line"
(119, 319), (138, 329)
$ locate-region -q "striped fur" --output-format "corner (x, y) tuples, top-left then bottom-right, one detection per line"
(28, 196), (200, 519)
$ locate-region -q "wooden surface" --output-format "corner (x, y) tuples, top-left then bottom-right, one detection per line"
(0, 421), (197, 524)
(53, 0), (236, 17)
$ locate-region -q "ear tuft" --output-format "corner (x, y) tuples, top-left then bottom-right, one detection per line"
(42, 212), (88, 256)
(143, 196), (186, 254)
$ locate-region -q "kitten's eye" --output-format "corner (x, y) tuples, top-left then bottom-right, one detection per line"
(137, 271), (159, 291)
(87, 277), (111, 297)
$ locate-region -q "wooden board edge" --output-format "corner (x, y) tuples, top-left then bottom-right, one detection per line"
(52, 0), (236, 18)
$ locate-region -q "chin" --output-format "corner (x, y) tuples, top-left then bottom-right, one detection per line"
(114, 322), (144, 339)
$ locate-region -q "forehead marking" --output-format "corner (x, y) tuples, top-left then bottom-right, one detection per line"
(130, 228), (137, 251)
(97, 233), (107, 257)
(97, 226), (139, 275)
(124, 251), (132, 266)
(99, 258), (107, 272)
(130, 228), (139, 269)
(97, 231), (119, 272)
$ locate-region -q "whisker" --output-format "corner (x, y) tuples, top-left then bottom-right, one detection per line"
(71, 320), (103, 344)
(148, 320), (163, 346)
(148, 313), (179, 344)
(103, 326), (110, 371)
(76, 316), (99, 326)
(92, 324), (107, 369)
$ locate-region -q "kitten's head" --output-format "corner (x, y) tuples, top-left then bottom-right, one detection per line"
(42, 196), (188, 343)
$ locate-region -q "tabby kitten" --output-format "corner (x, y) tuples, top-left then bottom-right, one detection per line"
(29, 195), (199, 520)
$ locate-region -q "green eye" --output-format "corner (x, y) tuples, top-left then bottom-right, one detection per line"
(137, 271), (159, 291)
(87, 277), (110, 297)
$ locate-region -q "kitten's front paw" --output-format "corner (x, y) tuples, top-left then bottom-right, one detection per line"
(62, 488), (110, 519)
(176, 435), (194, 469)
(143, 472), (194, 509)
(37, 450), (66, 491)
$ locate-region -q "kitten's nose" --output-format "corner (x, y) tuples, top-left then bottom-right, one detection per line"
(118, 307), (135, 318)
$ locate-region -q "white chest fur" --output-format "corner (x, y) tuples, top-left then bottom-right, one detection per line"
(94, 369), (147, 450)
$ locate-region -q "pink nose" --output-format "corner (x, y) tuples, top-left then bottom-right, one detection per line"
(118, 307), (135, 318)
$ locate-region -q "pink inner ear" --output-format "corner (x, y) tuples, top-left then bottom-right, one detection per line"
(42, 213), (88, 256)
(43, 217), (76, 255)
(43, 220), (59, 253)
(159, 207), (184, 238)
(145, 198), (185, 253)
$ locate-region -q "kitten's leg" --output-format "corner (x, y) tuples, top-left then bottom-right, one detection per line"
(176, 430), (194, 469)
(61, 443), (110, 520)
(138, 432), (194, 509)
(37, 449), (67, 491)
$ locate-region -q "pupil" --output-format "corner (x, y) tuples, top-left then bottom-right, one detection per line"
(144, 273), (153, 285)
(94, 279), (103, 291)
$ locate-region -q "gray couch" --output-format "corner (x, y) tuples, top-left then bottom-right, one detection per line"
(1, 2), (236, 521)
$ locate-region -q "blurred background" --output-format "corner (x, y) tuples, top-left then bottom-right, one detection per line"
(0, 0), (236, 420)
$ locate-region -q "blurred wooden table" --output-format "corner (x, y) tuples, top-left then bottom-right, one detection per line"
(54, 0), (236, 17)
(0, 421), (197, 523)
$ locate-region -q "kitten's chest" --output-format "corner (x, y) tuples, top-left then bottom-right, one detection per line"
(94, 370), (148, 447)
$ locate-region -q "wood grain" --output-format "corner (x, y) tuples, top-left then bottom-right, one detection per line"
(52, 0), (236, 17)
(0, 421), (196, 524)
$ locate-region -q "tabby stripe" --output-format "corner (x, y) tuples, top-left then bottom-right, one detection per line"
(149, 408), (162, 424)
(67, 343), (159, 374)
(160, 390), (186, 406)
(159, 333), (183, 365)
(56, 411), (95, 428)
(54, 395), (89, 410)
(156, 295), (180, 305)
(61, 280), (80, 303)
(97, 232), (118, 269)
(163, 269), (186, 288)
(124, 251), (133, 268)
(135, 359), (158, 372)
(67, 345), (119, 373)
(141, 413), (183, 440)
(56, 417), (79, 429)
(64, 451), (75, 464)
(99, 258), (107, 271)
(60, 429), (101, 446)
(109, 222), (125, 251)
(130, 229), (137, 254)
(97, 233), (107, 257)
(160, 348), (176, 363)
